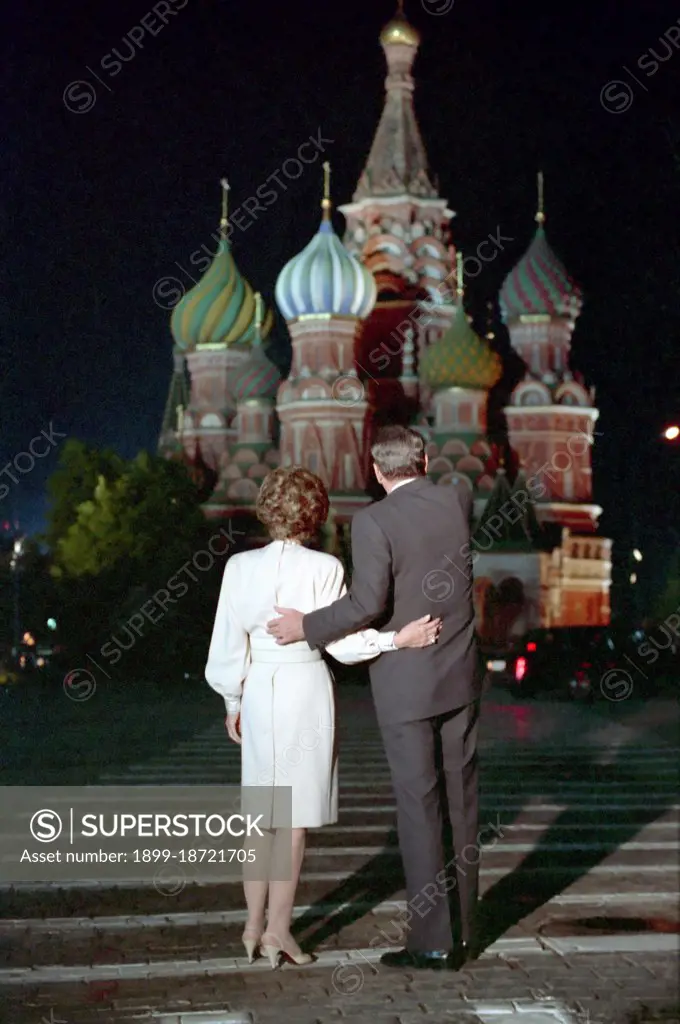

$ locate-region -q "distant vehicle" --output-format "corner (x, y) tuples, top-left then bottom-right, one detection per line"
(488, 627), (659, 701)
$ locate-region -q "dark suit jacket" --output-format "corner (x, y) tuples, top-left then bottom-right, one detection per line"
(303, 477), (480, 726)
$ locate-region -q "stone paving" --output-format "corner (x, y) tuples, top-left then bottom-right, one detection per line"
(0, 684), (678, 1024)
(0, 948), (678, 1023)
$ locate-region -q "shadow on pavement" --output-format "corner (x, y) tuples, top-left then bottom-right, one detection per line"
(298, 692), (679, 956)
(0, 676), (219, 786)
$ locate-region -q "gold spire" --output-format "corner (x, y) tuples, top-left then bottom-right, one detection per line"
(380, 0), (420, 46)
(219, 177), (230, 238)
(535, 170), (545, 226)
(321, 161), (332, 219)
(254, 291), (263, 344)
(456, 251), (464, 299)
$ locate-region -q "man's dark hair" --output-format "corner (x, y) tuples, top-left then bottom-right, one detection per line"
(371, 425), (427, 481)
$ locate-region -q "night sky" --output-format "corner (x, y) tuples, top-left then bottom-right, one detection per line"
(3, 0), (680, 600)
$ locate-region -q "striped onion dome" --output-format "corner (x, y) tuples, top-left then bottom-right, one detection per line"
(231, 337), (281, 402)
(170, 238), (274, 350)
(421, 304), (502, 391)
(499, 226), (583, 324)
(275, 215), (377, 322)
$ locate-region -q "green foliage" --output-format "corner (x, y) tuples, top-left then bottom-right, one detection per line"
(43, 440), (124, 553)
(44, 445), (217, 677)
(52, 450), (204, 585)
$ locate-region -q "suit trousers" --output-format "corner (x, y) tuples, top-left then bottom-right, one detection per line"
(380, 700), (480, 952)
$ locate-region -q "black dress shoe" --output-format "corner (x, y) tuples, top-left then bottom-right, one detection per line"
(449, 940), (470, 970)
(380, 943), (468, 970)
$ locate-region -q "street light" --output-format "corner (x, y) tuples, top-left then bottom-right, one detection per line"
(663, 425), (679, 441)
(633, 548), (643, 562)
(10, 537), (25, 657)
(630, 572), (637, 584)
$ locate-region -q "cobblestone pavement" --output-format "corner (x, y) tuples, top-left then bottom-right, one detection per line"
(0, 949), (678, 1024)
(0, 684), (678, 1023)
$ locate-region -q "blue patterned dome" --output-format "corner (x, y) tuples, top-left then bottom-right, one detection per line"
(275, 215), (376, 322)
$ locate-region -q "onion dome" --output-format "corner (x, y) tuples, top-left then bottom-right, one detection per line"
(499, 172), (583, 324)
(380, 3), (420, 48)
(230, 293), (281, 402)
(275, 162), (376, 322)
(170, 179), (274, 350)
(421, 304), (502, 391)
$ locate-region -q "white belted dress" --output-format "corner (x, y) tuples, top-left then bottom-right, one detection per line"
(205, 540), (397, 829)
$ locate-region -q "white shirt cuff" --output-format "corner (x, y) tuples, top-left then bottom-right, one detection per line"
(376, 631), (398, 652)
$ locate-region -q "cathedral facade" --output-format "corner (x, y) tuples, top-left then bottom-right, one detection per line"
(159, 8), (612, 646)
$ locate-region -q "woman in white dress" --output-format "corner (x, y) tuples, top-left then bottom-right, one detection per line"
(205, 467), (441, 969)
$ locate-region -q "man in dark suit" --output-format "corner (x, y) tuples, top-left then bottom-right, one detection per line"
(267, 425), (481, 969)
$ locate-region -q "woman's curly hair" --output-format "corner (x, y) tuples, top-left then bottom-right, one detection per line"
(256, 466), (330, 542)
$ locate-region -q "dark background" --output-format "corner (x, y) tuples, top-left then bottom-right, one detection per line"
(2, 0), (679, 608)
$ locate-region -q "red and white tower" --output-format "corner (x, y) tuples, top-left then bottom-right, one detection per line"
(500, 173), (601, 534)
(339, 3), (457, 380)
(275, 163), (377, 520)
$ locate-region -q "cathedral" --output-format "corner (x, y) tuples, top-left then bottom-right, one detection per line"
(158, 6), (612, 645)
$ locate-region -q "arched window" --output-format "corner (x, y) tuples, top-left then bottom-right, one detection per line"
(521, 390), (544, 406)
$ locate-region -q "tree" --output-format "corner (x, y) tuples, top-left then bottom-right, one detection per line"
(43, 440), (124, 553)
(46, 448), (215, 677)
(52, 450), (204, 585)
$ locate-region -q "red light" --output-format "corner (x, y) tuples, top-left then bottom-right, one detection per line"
(526, 642), (537, 651)
(515, 657), (527, 681)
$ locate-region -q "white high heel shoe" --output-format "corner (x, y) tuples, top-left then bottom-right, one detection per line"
(242, 929), (261, 964)
(260, 932), (313, 969)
